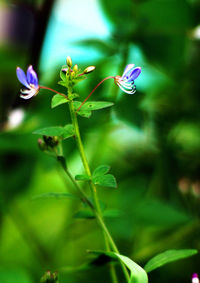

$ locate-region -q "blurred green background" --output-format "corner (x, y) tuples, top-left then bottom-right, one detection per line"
(0, 0), (200, 282)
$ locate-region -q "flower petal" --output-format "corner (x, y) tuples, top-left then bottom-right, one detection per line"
(122, 64), (135, 79)
(27, 65), (39, 87)
(20, 88), (39, 99)
(127, 67), (141, 82)
(16, 67), (30, 89)
(117, 82), (136, 94)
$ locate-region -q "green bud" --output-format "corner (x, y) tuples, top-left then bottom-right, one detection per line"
(40, 270), (59, 283)
(73, 64), (78, 72)
(66, 56), (72, 67)
(83, 66), (96, 74)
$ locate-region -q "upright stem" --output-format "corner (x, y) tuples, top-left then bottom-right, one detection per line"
(58, 156), (118, 283)
(68, 97), (129, 282)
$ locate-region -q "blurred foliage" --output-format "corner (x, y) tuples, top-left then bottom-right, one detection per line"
(1, 0), (200, 282)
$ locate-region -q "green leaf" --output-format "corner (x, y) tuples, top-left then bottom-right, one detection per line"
(75, 174), (90, 181)
(117, 254), (148, 283)
(93, 174), (117, 188)
(62, 124), (75, 139)
(90, 251), (148, 283)
(73, 102), (92, 118)
(74, 101), (114, 118)
(51, 94), (69, 108)
(144, 249), (198, 273)
(78, 110), (92, 118)
(33, 125), (74, 140)
(81, 101), (114, 111)
(32, 192), (78, 200)
(93, 165), (110, 177)
(33, 126), (65, 137)
(60, 65), (67, 81)
(58, 81), (67, 87)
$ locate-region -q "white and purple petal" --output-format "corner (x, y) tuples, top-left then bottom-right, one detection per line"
(122, 64), (135, 79)
(117, 81), (136, 94)
(27, 65), (39, 88)
(20, 89), (37, 100)
(127, 67), (141, 82)
(16, 67), (30, 89)
(192, 274), (199, 283)
(20, 86), (39, 99)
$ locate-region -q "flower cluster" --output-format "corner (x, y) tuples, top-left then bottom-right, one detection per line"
(16, 60), (141, 100)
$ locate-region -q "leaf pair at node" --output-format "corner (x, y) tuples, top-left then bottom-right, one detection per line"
(75, 164), (117, 189)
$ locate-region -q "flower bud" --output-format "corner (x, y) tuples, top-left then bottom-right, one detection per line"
(83, 66), (96, 74)
(73, 64), (78, 72)
(40, 270), (59, 283)
(192, 273), (199, 283)
(66, 56), (72, 68)
(38, 138), (47, 151)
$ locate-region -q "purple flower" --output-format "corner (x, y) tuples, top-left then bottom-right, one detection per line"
(114, 64), (141, 94)
(16, 65), (39, 99)
(192, 273), (199, 283)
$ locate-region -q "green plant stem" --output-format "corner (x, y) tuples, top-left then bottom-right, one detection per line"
(68, 98), (129, 282)
(62, 164), (118, 283)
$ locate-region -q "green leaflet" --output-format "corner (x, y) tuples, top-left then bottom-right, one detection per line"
(89, 251), (148, 283)
(32, 192), (78, 200)
(33, 124), (74, 140)
(92, 174), (117, 188)
(33, 126), (65, 137)
(92, 165), (110, 177)
(91, 164), (117, 188)
(74, 101), (114, 118)
(51, 94), (69, 108)
(144, 249), (198, 273)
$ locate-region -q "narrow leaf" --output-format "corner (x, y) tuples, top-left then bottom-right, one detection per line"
(93, 165), (110, 177)
(93, 174), (117, 188)
(144, 249), (198, 273)
(51, 94), (69, 108)
(75, 174), (90, 181)
(89, 251), (148, 283)
(32, 192), (78, 200)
